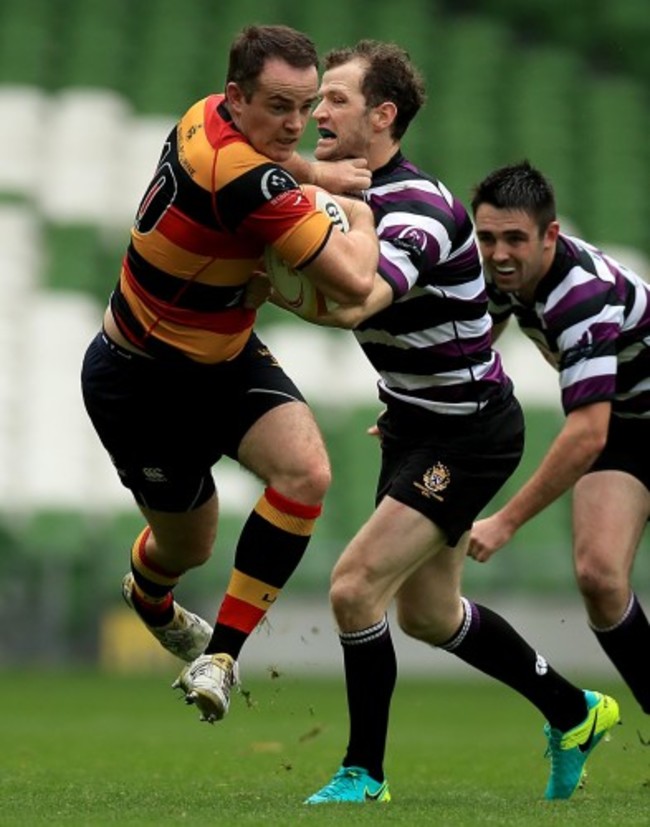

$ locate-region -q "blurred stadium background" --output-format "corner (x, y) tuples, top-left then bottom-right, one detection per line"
(1, 0), (649, 671)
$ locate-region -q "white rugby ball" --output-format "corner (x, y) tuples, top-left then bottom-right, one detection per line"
(265, 186), (349, 320)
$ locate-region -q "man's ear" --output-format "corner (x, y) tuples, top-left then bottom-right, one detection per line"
(545, 220), (561, 245)
(372, 101), (397, 132)
(225, 81), (245, 116)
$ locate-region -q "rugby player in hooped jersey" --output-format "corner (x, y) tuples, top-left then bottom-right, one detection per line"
(469, 160), (650, 719)
(81, 25), (378, 726)
(285, 41), (620, 804)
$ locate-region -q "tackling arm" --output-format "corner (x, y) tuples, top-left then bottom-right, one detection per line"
(306, 275), (393, 329)
(284, 153), (371, 195)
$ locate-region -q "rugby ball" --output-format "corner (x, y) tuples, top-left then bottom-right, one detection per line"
(264, 185), (349, 320)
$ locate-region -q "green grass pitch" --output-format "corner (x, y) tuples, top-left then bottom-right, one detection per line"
(1, 669), (649, 825)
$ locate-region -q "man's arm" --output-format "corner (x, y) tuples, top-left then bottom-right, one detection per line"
(468, 401), (611, 561)
(285, 153), (371, 194)
(304, 276), (393, 329)
(302, 194), (379, 305)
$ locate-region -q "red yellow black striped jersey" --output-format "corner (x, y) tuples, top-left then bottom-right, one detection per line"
(110, 94), (333, 364)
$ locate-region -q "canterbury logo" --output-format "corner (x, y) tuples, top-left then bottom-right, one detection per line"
(142, 467), (167, 483)
(578, 713), (598, 753)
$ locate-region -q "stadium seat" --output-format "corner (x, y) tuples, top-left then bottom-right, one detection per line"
(32, 89), (128, 223)
(360, 0), (441, 167)
(18, 290), (130, 511)
(0, 86), (49, 197)
(0, 206), (43, 505)
(128, 0), (215, 115)
(36, 89), (130, 224)
(55, 0), (132, 92)
(431, 17), (512, 192)
(0, 204), (41, 294)
(598, 2), (650, 79)
(44, 222), (123, 305)
(506, 48), (583, 216)
(578, 77), (649, 247)
(107, 114), (176, 230)
(0, 0), (54, 87)
(19, 510), (93, 561)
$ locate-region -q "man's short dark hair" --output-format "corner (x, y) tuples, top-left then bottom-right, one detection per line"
(323, 40), (426, 140)
(227, 25), (319, 100)
(471, 161), (557, 236)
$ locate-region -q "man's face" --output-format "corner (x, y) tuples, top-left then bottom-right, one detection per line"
(227, 57), (318, 163)
(312, 59), (373, 161)
(474, 204), (558, 301)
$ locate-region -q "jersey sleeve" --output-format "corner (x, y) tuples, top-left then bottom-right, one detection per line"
(547, 271), (623, 413)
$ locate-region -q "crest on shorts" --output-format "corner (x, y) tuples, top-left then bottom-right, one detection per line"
(413, 462), (450, 501)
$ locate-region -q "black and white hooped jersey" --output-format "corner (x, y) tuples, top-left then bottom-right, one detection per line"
(356, 152), (511, 416)
(487, 234), (650, 418)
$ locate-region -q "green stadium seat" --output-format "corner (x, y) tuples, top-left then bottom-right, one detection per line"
(19, 510), (93, 561)
(129, 0), (222, 115)
(507, 48), (584, 218)
(0, 0), (54, 88)
(359, 0), (441, 167)
(319, 405), (382, 542)
(361, 0), (440, 61)
(431, 17), (513, 193)
(54, 0), (132, 92)
(45, 224), (104, 297)
(464, 406), (576, 594)
(598, 2), (650, 79)
(578, 77), (650, 247)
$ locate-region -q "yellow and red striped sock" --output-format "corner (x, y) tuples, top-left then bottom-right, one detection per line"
(207, 487), (322, 656)
(129, 526), (179, 627)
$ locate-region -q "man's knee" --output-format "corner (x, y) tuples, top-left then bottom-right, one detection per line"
(302, 454), (332, 502)
(329, 569), (376, 626)
(273, 453), (331, 505)
(574, 556), (625, 603)
(397, 601), (463, 646)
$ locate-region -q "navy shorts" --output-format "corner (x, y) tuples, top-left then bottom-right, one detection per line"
(81, 330), (305, 511)
(376, 394), (525, 547)
(588, 414), (650, 491)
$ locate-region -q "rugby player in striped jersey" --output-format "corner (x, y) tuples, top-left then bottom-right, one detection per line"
(470, 160), (650, 721)
(283, 42), (620, 804)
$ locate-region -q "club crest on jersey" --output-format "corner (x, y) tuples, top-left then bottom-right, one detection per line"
(261, 167), (299, 202)
(395, 226), (428, 255)
(414, 462), (450, 501)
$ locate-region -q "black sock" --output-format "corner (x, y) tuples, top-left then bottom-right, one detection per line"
(592, 593), (650, 714)
(340, 616), (396, 782)
(441, 598), (587, 732)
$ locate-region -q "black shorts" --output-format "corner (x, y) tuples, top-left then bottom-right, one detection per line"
(376, 395), (525, 547)
(81, 330), (305, 511)
(588, 414), (650, 490)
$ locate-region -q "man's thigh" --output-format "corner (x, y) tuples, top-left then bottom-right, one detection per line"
(332, 496), (448, 604)
(238, 400), (328, 482)
(573, 470), (650, 576)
